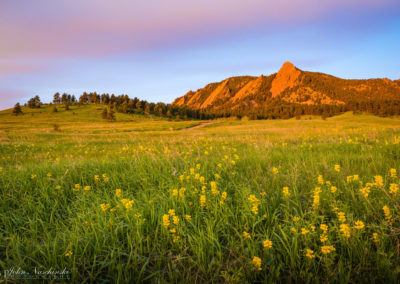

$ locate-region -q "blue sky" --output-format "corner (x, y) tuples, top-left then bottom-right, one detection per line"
(1, 0), (399, 109)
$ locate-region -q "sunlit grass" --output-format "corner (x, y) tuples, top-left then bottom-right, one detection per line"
(0, 105), (399, 282)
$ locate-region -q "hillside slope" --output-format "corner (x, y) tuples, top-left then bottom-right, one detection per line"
(173, 62), (400, 117)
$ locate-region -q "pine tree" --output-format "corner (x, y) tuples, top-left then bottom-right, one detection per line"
(166, 110), (172, 120)
(53, 92), (60, 104)
(102, 108), (108, 119)
(136, 101), (142, 113)
(12, 103), (23, 115)
(107, 107), (116, 121)
(144, 103), (151, 116)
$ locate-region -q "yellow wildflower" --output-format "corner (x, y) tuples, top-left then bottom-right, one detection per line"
(243, 231), (251, 239)
(221, 192), (227, 199)
(347, 176), (353, 183)
(372, 232), (379, 243)
(83, 186), (91, 191)
(337, 212), (346, 223)
(200, 195), (206, 208)
(172, 215), (179, 225)
(330, 186), (337, 193)
(55, 185), (61, 190)
(382, 205), (391, 222)
(390, 168), (397, 178)
(185, 215), (191, 221)
(312, 187), (321, 208)
(47, 172), (52, 177)
(101, 203), (111, 213)
(339, 224), (351, 238)
(293, 216), (300, 223)
(359, 186), (371, 198)
(120, 198), (134, 210)
(374, 175), (383, 187)
(210, 181), (219, 195)
(320, 234), (328, 243)
(282, 187), (290, 198)
(263, 239), (272, 249)
(272, 167), (278, 174)
(65, 251), (73, 257)
(301, 228), (310, 235)
(162, 214), (170, 228)
(115, 189), (122, 198)
(389, 183), (399, 194)
(290, 228), (297, 233)
(318, 175), (324, 185)
(321, 245), (336, 255)
(354, 220), (365, 230)
(248, 194), (260, 215)
(168, 209), (176, 216)
(94, 175), (99, 181)
(252, 256), (262, 271)
(305, 249), (315, 259)
(334, 164), (341, 172)
(179, 187), (186, 199)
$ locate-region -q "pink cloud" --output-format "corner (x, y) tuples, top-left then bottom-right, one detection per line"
(0, 88), (30, 109)
(0, 60), (50, 74)
(1, 0), (398, 61)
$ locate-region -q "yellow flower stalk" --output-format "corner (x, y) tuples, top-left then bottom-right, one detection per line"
(252, 256), (262, 271)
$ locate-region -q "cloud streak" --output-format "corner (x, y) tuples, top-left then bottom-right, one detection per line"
(0, 0), (399, 109)
(1, 0), (399, 60)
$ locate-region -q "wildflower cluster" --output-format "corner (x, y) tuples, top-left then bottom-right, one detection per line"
(248, 194), (260, 215)
(162, 209), (181, 243)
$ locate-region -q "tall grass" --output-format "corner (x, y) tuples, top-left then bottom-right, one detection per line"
(0, 107), (399, 282)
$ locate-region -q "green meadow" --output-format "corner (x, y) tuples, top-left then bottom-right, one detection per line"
(1, 104), (400, 282)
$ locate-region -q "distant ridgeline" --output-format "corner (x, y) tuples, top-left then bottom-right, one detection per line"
(173, 62), (400, 119)
(22, 62), (400, 120)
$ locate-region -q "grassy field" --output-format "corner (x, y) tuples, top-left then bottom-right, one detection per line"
(1, 104), (400, 282)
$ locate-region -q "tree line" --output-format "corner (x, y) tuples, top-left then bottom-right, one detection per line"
(14, 91), (400, 120)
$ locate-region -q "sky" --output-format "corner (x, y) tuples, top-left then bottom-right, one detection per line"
(1, 0), (400, 110)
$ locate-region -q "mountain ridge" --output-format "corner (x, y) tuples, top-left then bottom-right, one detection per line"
(173, 62), (400, 117)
